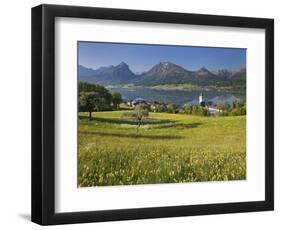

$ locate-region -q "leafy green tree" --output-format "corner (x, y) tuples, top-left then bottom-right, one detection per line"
(79, 91), (105, 119)
(183, 105), (193, 114)
(183, 105), (209, 116)
(134, 104), (149, 129)
(155, 104), (167, 112)
(232, 100), (239, 109)
(217, 100), (230, 116)
(230, 100), (246, 116)
(121, 103), (149, 129)
(111, 92), (123, 110)
(79, 82), (112, 111)
(167, 103), (177, 113)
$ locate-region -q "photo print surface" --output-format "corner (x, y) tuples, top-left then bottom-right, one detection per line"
(78, 41), (246, 187)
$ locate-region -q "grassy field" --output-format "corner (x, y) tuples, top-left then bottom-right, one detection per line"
(78, 111), (246, 187)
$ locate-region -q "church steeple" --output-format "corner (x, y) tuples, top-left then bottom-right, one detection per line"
(199, 92), (206, 107)
(199, 93), (204, 105)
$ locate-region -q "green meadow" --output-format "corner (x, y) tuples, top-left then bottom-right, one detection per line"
(78, 111), (246, 187)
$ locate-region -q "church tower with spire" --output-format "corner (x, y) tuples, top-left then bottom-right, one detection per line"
(199, 93), (205, 107)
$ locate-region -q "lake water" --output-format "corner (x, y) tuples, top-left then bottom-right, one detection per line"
(107, 87), (245, 106)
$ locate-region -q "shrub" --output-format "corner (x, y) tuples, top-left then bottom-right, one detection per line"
(154, 104), (167, 113)
(167, 103), (177, 113)
(183, 105), (210, 117)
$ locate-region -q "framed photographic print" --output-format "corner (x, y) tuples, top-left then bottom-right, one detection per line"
(31, 4), (274, 225)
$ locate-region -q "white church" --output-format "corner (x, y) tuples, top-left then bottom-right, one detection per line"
(198, 93), (221, 114)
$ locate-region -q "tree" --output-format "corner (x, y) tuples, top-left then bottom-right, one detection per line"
(134, 104), (149, 129)
(217, 100), (230, 116)
(121, 103), (149, 129)
(79, 91), (105, 119)
(183, 105), (193, 114)
(232, 100), (239, 109)
(79, 82), (112, 111)
(223, 100), (231, 111)
(111, 92), (123, 110)
(230, 100), (246, 116)
(167, 103), (177, 113)
(183, 105), (209, 116)
(155, 104), (167, 113)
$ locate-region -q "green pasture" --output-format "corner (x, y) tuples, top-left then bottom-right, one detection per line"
(78, 111), (246, 186)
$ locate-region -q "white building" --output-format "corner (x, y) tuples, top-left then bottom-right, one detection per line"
(199, 92), (204, 104)
(198, 93), (221, 115)
(199, 93), (206, 107)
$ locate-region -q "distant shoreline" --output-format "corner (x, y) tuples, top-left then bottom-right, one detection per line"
(105, 83), (246, 95)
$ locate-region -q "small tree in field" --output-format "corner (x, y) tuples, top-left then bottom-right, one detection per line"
(79, 91), (104, 119)
(134, 104), (149, 129)
(121, 103), (149, 129)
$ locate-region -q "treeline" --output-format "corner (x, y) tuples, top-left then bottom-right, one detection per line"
(182, 100), (246, 117)
(153, 103), (209, 116)
(154, 104), (210, 116)
(153, 100), (246, 117)
(182, 105), (210, 116)
(79, 82), (122, 118)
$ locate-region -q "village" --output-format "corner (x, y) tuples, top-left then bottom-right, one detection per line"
(123, 93), (223, 115)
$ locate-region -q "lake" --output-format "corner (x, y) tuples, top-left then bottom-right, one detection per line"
(107, 87), (245, 106)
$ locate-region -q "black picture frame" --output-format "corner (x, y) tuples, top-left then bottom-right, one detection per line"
(31, 4), (274, 225)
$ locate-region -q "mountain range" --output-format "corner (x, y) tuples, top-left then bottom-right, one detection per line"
(79, 61), (246, 87)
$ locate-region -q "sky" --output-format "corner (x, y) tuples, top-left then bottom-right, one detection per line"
(78, 41), (246, 73)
